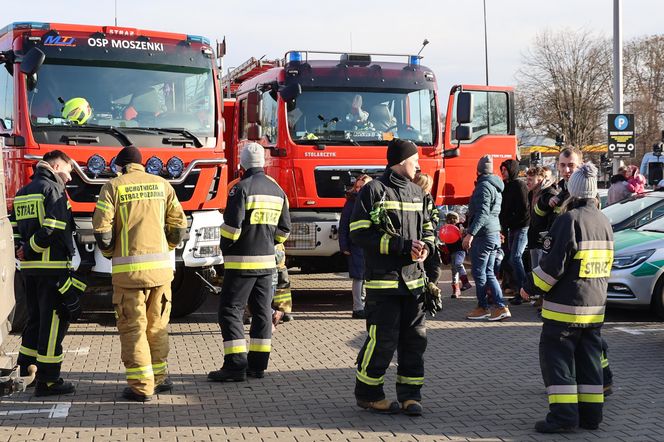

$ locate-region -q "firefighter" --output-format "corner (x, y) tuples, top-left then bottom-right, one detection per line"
(12, 150), (76, 396)
(92, 146), (187, 402)
(548, 148), (615, 393)
(521, 163), (613, 433)
(208, 143), (291, 382)
(349, 139), (435, 416)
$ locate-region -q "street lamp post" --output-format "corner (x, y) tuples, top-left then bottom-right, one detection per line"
(612, 0), (624, 174)
(483, 0), (489, 86)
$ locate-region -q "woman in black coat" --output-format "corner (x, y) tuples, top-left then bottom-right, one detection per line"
(338, 174), (372, 319)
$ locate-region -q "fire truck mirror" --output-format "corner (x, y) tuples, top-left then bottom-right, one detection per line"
(455, 125), (472, 142)
(247, 123), (262, 141)
(247, 90), (262, 124)
(456, 92), (474, 125)
(279, 83), (302, 101)
(19, 48), (45, 76)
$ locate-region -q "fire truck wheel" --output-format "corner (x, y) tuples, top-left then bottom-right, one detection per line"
(170, 266), (208, 318)
(10, 271), (28, 333)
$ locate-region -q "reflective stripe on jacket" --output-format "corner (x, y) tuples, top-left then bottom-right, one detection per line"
(220, 168), (291, 275)
(525, 199), (613, 327)
(11, 162), (74, 275)
(349, 169), (434, 297)
(92, 163), (187, 288)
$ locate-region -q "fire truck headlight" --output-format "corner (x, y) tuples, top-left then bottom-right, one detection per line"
(145, 156), (163, 175)
(166, 157), (184, 178)
(87, 154), (106, 176)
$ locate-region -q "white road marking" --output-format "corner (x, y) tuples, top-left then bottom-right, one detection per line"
(6, 347), (89, 356)
(0, 403), (70, 418)
(614, 327), (664, 335)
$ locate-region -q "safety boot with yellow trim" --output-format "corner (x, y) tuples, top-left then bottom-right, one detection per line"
(401, 400), (423, 416)
(356, 398), (400, 414)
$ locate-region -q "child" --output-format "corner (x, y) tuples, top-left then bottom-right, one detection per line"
(440, 212), (472, 298)
(626, 165), (646, 194)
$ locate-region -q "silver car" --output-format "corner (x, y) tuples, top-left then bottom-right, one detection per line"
(608, 215), (664, 319)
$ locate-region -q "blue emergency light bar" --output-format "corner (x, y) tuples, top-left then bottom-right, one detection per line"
(287, 51), (303, 63)
(186, 34), (211, 45)
(0, 21), (50, 36)
(284, 50), (424, 67)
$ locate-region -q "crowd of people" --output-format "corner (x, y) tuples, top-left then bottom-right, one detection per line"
(338, 144), (619, 433)
(11, 138), (622, 434)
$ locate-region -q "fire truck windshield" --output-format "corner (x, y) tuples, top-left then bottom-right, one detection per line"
(28, 62), (215, 140)
(287, 88), (435, 146)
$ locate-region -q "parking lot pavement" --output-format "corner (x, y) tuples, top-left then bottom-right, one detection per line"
(1, 273), (663, 442)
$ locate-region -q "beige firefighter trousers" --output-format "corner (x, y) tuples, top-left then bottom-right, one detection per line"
(112, 285), (171, 395)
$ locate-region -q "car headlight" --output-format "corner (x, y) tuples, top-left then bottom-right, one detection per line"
(87, 154), (106, 176)
(166, 156), (184, 178)
(612, 249), (656, 269)
(145, 156), (163, 175)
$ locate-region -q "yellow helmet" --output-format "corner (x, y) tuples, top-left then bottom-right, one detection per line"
(61, 97), (92, 125)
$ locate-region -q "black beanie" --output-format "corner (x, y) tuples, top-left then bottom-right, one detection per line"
(115, 146), (142, 167)
(386, 139), (418, 167)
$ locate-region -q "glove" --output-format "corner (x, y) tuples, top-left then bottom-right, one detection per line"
(58, 293), (81, 322)
(420, 281), (443, 317)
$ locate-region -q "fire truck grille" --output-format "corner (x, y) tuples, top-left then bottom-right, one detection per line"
(284, 222), (317, 250)
(66, 170), (201, 204)
(314, 167), (385, 198)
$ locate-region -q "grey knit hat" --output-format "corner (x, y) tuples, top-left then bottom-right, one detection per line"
(568, 162), (598, 199)
(477, 155), (493, 175)
(240, 143), (265, 169)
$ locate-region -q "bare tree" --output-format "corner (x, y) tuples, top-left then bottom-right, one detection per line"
(624, 35), (664, 159)
(516, 29), (613, 150)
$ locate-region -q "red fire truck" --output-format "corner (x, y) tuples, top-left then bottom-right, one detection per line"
(222, 50), (516, 272)
(1, 22), (228, 326)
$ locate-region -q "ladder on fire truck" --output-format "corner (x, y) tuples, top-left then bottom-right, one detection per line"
(222, 56), (282, 98)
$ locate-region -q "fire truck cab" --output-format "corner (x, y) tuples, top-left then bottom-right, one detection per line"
(223, 50), (516, 272)
(1, 22), (228, 325)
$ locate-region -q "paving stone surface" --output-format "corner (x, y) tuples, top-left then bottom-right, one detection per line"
(0, 272), (662, 441)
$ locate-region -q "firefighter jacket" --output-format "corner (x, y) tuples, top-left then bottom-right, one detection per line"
(349, 169), (435, 297)
(524, 199), (613, 328)
(11, 161), (74, 275)
(527, 182), (559, 249)
(219, 168), (290, 275)
(92, 163), (187, 288)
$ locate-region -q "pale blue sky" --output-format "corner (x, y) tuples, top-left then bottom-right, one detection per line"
(4, 0), (662, 94)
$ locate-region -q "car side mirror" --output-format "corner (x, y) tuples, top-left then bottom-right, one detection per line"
(20, 48), (45, 76)
(456, 91), (473, 124)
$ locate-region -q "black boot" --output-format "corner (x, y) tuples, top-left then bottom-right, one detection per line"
(34, 378), (75, 397)
(207, 367), (246, 382)
(246, 369), (265, 379)
(534, 420), (575, 433)
(122, 387), (153, 402)
(155, 378), (174, 393)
